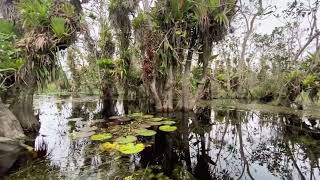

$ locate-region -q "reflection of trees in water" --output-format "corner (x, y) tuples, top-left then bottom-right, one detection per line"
(172, 108), (320, 179)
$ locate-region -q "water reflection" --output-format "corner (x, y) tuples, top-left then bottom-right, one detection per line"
(4, 97), (320, 179)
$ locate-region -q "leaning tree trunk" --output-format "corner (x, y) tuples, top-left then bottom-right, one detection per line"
(0, 99), (25, 139)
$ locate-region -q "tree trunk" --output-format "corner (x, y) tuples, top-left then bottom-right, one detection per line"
(10, 87), (39, 132)
(163, 65), (174, 112)
(101, 82), (116, 118)
(0, 100), (25, 139)
(149, 78), (163, 112)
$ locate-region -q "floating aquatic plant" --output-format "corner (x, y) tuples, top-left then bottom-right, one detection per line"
(129, 112), (143, 117)
(150, 117), (162, 121)
(142, 115), (154, 119)
(117, 143), (145, 155)
(160, 120), (176, 125)
(101, 142), (118, 150)
(159, 125), (177, 132)
(147, 121), (163, 126)
(90, 133), (113, 141)
(115, 135), (137, 144)
(134, 128), (157, 136)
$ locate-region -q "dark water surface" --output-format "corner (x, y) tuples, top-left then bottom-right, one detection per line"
(3, 96), (320, 180)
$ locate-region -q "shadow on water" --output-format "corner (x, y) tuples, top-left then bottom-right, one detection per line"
(2, 96), (320, 179)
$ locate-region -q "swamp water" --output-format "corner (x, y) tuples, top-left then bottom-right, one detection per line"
(2, 96), (320, 180)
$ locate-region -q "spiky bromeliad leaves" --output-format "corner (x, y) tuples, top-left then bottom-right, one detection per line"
(15, 0), (81, 89)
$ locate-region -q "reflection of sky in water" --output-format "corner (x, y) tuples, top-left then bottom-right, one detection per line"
(34, 96), (103, 177)
(31, 96), (320, 179)
(188, 110), (320, 180)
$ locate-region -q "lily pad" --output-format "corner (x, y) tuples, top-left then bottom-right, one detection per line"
(117, 143), (145, 155)
(134, 128), (157, 136)
(78, 126), (98, 132)
(115, 135), (137, 144)
(129, 113), (143, 117)
(90, 133), (113, 141)
(109, 116), (123, 120)
(147, 121), (163, 126)
(101, 142), (119, 151)
(142, 115), (154, 119)
(118, 117), (132, 122)
(160, 120), (176, 125)
(150, 117), (162, 121)
(139, 124), (152, 128)
(72, 131), (95, 139)
(159, 125), (177, 132)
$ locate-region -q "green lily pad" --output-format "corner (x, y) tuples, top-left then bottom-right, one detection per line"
(140, 124), (152, 128)
(115, 135), (137, 144)
(117, 143), (145, 155)
(134, 128), (157, 136)
(142, 115), (154, 119)
(147, 121), (163, 126)
(90, 133), (113, 141)
(150, 117), (162, 121)
(159, 125), (177, 132)
(129, 113), (143, 117)
(160, 120), (176, 125)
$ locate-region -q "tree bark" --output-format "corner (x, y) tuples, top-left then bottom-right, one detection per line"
(163, 65), (174, 112)
(10, 87), (39, 132)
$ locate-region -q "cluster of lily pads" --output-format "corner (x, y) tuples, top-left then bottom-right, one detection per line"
(89, 113), (177, 155)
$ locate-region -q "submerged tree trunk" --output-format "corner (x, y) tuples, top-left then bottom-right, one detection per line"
(0, 100), (25, 139)
(10, 87), (39, 132)
(163, 65), (174, 112)
(10, 63), (40, 132)
(101, 81), (116, 118)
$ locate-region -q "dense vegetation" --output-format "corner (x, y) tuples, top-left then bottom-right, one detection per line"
(0, 0), (319, 142)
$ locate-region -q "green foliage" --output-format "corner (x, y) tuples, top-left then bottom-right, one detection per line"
(0, 20), (15, 35)
(18, 0), (53, 28)
(150, 117), (162, 121)
(159, 125), (177, 132)
(0, 25), (25, 71)
(286, 70), (302, 81)
(216, 73), (226, 81)
(303, 74), (317, 88)
(132, 13), (148, 29)
(161, 120), (176, 125)
(117, 143), (145, 155)
(51, 17), (68, 38)
(134, 128), (157, 137)
(90, 133), (113, 141)
(115, 135), (137, 144)
(97, 58), (114, 69)
(61, 3), (75, 17)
